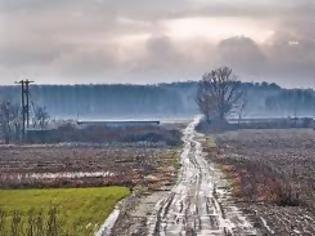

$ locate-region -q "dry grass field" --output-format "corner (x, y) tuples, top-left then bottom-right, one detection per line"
(205, 129), (315, 235)
(0, 122), (182, 236)
(0, 144), (179, 190)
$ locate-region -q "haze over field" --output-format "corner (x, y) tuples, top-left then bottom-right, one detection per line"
(1, 82), (315, 120)
(0, 0), (315, 88)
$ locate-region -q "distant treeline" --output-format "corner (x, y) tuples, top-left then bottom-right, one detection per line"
(0, 82), (314, 119)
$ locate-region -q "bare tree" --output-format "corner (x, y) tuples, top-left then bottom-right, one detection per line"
(32, 105), (50, 129)
(237, 95), (248, 128)
(196, 66), (243, 123)
(196, 85), (216, 122)
(11, 104), (22, 141)
(0, 99), (21, 144)
(0, 100), (11, 144)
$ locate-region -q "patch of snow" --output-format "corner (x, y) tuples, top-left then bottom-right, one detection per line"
(95, 208), (120, 236)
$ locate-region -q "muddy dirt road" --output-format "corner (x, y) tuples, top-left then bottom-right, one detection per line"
(110, 118), (262, 235)
(147, 118), (258, 236)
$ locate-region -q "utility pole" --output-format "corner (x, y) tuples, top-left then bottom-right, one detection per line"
(25, 80), (32, 129)
(15, 79), (34, 138)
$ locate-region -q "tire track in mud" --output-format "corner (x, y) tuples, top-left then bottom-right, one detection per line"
(148, 117), (258, 236)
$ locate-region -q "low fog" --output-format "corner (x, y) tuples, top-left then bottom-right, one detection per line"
(1, 82), (315, 120)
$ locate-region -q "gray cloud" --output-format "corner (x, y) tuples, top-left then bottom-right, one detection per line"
(0, 0), (314, 87)
(218, 36), (267, 75)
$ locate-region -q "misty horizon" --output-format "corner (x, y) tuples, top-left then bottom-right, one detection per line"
(1, 78), (315, 90)
(1, 81), (315, 121)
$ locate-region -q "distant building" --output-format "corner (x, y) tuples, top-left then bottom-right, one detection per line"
(77, 120), (160, 128)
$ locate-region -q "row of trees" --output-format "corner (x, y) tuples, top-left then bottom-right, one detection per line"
(0, 100), (20, 144)
(19, 84), (191, 118)
(0, 99), (50, 144)
(1, 79), (313, 120)
(265, 89), (315, 117)
(2, 66), (312, 140)
(196, 66), (315, 123)
(0, 66), (249, 143)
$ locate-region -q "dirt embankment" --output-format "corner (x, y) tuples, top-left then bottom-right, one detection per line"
(26, 124), (182, 146)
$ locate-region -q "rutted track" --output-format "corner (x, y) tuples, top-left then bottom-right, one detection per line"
(147, 118), (258, 236)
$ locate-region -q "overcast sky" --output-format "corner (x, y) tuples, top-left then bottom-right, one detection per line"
(0, 0), (315, 88)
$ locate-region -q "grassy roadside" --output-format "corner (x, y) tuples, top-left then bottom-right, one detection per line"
(204, 133), (310, 206)
(0, 186), (130, 236)
(202, 136), (242, 195)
